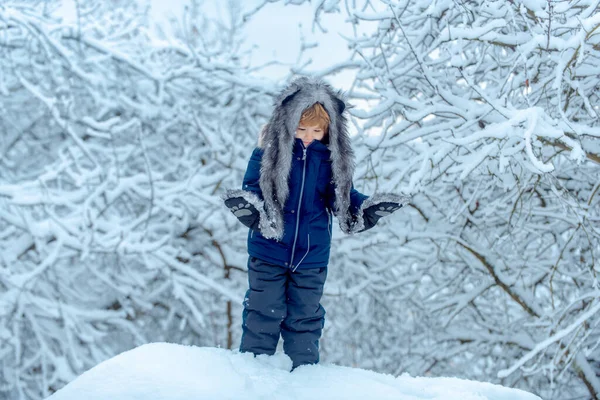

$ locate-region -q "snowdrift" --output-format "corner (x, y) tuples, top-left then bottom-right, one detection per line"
(47, 343), (541, 400)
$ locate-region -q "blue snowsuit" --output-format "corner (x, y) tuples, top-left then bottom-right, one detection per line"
(223, 76), (408, 369)
(242, 139), (368, 270)
(240, 138), (367, 368)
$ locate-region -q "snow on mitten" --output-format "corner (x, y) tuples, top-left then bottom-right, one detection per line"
(362, 201), (403, 231)
(353, 193), (410, 233)
(224, 197), (260, 230)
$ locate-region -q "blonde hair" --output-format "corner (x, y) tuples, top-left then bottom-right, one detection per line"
(299, 103), (330, 133)
(257, 103), (331, 147)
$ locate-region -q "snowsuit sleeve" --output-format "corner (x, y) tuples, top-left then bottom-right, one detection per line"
(242, 147), (264, 200)
(222, 147), (275, 236)
(326, 180), (369, 219)
(349, 184), (369, 217)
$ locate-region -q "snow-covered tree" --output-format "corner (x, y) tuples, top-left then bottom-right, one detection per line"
(265, 1), (599, 398)
(0, 1), (278, 398)
(3, 0), (599, 399)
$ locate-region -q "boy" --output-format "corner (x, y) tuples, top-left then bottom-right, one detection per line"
(222, 76), (409, 370)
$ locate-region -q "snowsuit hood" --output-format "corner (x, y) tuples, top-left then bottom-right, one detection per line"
(258, 76), (356, 239)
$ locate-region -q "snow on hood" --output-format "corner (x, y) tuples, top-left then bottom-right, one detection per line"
(47, 342), (541, 400)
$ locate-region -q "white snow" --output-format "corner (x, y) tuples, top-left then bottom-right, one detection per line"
(46, 342), (541, 400)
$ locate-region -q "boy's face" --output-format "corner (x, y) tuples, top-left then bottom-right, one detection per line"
(295, 123), (326, 147)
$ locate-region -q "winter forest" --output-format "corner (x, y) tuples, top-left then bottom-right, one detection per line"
(0, 0), (599, 399)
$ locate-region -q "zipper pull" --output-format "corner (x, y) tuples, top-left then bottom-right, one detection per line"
(302, 148), (307, 160)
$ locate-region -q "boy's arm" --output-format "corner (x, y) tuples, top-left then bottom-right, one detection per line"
(326, 181), (368, 215)
(327, 182), (410, 233)
(349, 184), (369, 217)
(221, 148), (266, 230)
(353, 192), (410, 233)
(241, 147), (264, 199)
(325, 181), (368, 230)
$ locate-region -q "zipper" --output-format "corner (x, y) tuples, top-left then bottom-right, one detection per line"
(326, 208), (332, 239)
(289, 144), (308, 270)
(292, 234), (310, 272)
(250, 229), (254, 238)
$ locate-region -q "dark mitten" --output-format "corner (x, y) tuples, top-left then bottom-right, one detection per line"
(361, 201), (404, 232)
(224, 197), (261, 230)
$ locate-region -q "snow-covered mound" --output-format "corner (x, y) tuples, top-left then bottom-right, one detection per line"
(47, 343), (541, 400)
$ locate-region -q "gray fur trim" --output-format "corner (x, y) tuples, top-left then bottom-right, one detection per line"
(258, 76), (357, 236)
(221, 189), (283, 240)
(351, 192), (411, 234)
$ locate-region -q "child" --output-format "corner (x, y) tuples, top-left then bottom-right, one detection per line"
(222, 76), (409, 370)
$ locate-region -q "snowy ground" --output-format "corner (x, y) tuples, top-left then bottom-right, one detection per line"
(46, 343), (541, 400)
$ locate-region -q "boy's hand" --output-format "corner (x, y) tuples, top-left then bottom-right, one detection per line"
(224, 197), (261, 230)
(361, 201), (404, 232)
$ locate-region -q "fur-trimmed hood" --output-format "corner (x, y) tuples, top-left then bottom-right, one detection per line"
(258, 76), (357, 239)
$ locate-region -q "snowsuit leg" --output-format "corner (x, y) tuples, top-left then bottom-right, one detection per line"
(281, 266), (327, 369)
(240, 256), (287, 356)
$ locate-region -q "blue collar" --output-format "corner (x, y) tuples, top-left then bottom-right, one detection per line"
(293, 138), (330, 157)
